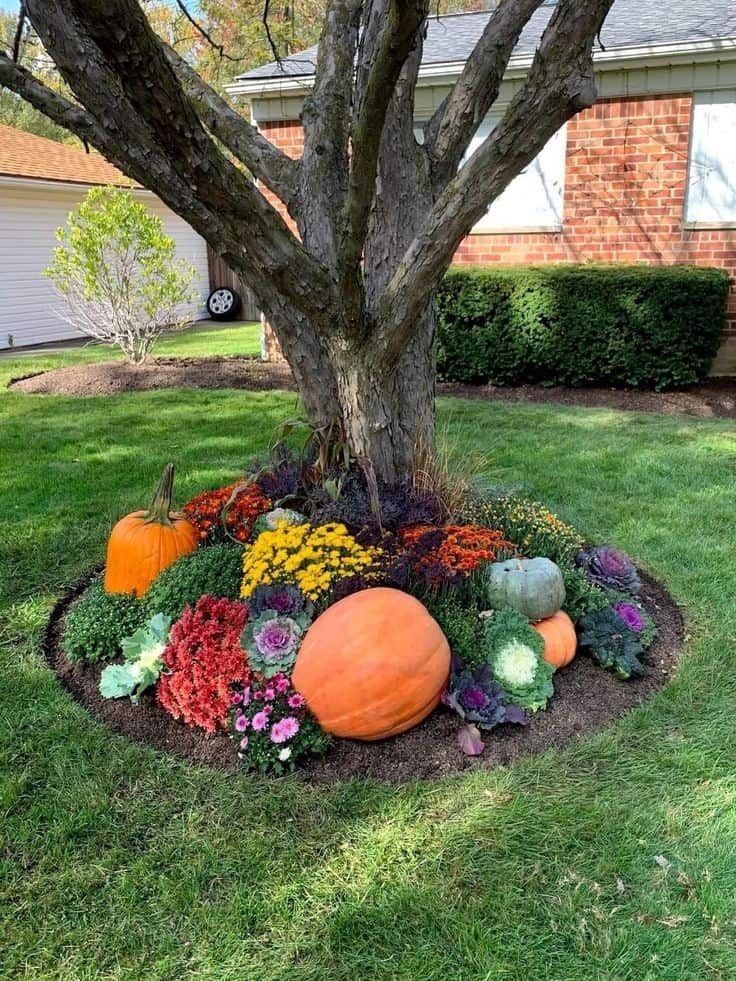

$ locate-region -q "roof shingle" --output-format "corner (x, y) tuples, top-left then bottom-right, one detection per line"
(0, 125), (133, 186)
(237, 0), (736, 82)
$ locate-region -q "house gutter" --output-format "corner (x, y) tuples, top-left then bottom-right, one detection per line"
(225, 36), (736, 99)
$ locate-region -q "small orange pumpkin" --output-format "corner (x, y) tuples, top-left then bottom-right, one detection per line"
(104, 463), (198, 597)
(292, 587), (450, 740)
(534, 610), (577, 669)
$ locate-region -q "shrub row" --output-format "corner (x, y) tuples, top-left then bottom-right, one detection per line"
(435, 264), (729, 389)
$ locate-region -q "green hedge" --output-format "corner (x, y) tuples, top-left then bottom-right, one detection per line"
(435, 264), (729, 389)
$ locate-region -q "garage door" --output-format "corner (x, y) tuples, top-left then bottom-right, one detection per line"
(0, 180), (209, 350)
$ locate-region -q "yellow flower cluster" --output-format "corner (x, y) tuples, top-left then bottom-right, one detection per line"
(241, 522), (381, 601)
(463, 496), (583, 564)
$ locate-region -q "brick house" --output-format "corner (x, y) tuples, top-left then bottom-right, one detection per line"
(227, 0), (736, 374)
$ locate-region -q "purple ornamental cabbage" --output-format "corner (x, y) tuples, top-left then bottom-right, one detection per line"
(241, 611), (304, 678)
(614, 601), (645, 633)
(247, 583), (313, 620)
(443, 658), (527, 730)
(575, 545), (641, 595)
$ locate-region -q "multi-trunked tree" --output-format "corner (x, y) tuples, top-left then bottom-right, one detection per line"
(0, 0), (614, 481)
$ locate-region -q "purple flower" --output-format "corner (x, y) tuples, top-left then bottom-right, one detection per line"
(274, 674), (290, 694)
(248, 584), (312, 620)
(234, 714), (249, 732)
(263, 687), (276, 702)
(270, 716), (300, 743)
(288, 693), (306, 709)
(615, 601), (645, 633)
(230, 692), (243, 705)
(253, 616), (301, 661)
(576, 545), (641, 594)
(252, 711), (269, 731)
(458, 687), (487, 712)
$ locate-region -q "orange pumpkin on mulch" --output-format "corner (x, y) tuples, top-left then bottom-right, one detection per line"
(534, 610), (577, 669)
(104, 463), (198, 597)
(292, 587), (450, 740)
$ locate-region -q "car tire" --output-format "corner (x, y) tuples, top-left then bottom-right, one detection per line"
(206, 287), (242, 321)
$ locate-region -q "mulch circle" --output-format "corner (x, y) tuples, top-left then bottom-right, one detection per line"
(43, 568), (684, 784)
(10, 356), (736, 418)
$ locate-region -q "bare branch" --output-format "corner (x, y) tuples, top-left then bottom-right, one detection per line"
(376, 0), (616, 367)
(163, 42), (299, 208)
(423, 0), (545, 189)
(172, 0), (237, 61)
(339, 1), (428, 279)
(296, 0), (362, 300)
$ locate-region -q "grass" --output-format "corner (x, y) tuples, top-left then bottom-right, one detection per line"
(2, 333), (736, 979)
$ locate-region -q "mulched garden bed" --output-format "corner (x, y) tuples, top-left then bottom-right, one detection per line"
(10, 355), (736, 418)
(44, 566), (683, 784)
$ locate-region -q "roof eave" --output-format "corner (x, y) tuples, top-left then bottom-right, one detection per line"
(225, 35), (736, 99)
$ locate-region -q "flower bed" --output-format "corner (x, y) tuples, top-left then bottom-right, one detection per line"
(53, 451), (681, 778)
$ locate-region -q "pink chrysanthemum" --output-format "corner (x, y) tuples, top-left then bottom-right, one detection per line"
(269, 716), (300, 744)
(252, 710), (269, 731)
(288, 693), (306, 709)
(234, 714), (249, 732)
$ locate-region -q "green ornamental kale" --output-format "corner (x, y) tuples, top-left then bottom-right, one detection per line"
(482, 608), (555, 711)
(63, 577), (146, 664)
(99, 613), (171, 703)
(578, 605), (647, 680)
(143, 543), (243, 621)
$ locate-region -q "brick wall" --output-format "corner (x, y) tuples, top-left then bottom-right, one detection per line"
(258, 94), (736, 366)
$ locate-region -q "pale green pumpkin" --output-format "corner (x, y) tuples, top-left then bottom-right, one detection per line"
(487, 557), (565, 622)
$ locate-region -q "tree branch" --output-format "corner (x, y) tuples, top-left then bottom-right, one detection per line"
(376, 0), (615, 367)
(299, 0), (362, 269)
(163, 42), (299, 209)
(339, 1), (428, 280)
(22, 0), (339, 332)
(423, 0), (545, 190)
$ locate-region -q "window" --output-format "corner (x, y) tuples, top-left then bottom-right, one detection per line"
(463, 116), (567, 232)
(686, 91), (736, 225)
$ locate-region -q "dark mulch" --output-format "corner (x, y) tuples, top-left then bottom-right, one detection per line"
(11, 356), (736, 418)
(43, 569), (683, 784)
(10, 356), (295, 396)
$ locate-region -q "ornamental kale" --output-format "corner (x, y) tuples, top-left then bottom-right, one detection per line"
(578, 605), (647, 679)
(606, 591), (658, 649)
(443, 658), (527, 730)
(247, 583), (314, 621)
(99, 613), (171, 704)
(241, 610), (308, 678)
(575, 545), (641, 595)
(482, 608), (555, 711)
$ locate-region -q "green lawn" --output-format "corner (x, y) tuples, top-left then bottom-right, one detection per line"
(2, 334), (736, 979)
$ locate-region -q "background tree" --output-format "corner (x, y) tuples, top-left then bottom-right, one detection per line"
(0, 0), (614, 482)
(46, 187), (197, 365)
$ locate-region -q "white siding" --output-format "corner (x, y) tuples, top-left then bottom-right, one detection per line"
(0, 180), (209, 350)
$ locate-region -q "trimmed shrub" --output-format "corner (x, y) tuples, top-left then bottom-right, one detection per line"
(436, 264), (729, 390)
(63, 577), (146, 663)
(143, 543), (244, 621)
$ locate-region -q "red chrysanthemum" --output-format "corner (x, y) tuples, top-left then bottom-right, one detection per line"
(157, 595), (250, 733)
(183, 482), (271, 543)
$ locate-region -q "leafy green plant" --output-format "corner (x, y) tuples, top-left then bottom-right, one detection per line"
(143, 543), (243, 621)
(424, 594), (483, 666)
(62, 577), (146, 664)
(578, 606), (647, 679)
(99, 613), (171, 703)
(482, 608), (555, 711)
(561, 565), (608, 622)
(436, 265), (729, 390)
(46, 186), (196, 364)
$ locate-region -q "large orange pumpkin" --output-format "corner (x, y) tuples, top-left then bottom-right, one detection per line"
(104, 463), (198, 597)
(534, 610), (577, 669)
(292, 587), (450, 740)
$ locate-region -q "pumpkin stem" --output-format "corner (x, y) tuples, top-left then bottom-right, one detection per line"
(145, 463), (176, 525)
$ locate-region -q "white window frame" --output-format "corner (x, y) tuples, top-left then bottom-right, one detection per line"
(685, 90), (736, 228)
(463, 116), (567, 234)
